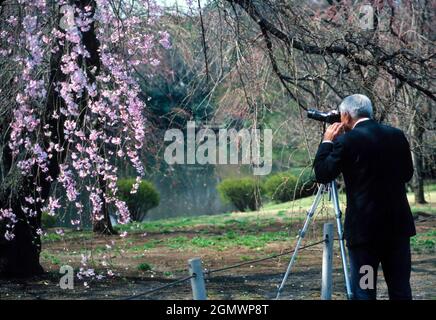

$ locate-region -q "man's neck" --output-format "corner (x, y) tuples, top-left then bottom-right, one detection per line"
(352, 117), (370, 129)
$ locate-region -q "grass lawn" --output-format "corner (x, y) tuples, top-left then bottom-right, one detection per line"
(101, 185), (436, 253)
(42, 185), (435, 255)
(115, 186), (436, 233)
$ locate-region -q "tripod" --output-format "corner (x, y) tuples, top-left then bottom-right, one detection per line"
(275, 180), (353, 300)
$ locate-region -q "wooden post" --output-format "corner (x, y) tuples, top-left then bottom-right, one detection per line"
(188, 257), (207, 300)
(321, 223), (334, 300)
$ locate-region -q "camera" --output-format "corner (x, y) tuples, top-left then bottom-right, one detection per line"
(307, 109), (341, 124)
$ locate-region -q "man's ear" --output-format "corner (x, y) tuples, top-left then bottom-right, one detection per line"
(342, 112), (353, 131)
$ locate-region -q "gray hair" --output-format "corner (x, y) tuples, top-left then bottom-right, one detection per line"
(339, 94), (373, 119)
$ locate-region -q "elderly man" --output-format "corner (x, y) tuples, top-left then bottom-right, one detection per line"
(314, 94), (416, 300)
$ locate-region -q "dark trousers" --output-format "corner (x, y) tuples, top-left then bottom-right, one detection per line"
(348, 237), (412, 300)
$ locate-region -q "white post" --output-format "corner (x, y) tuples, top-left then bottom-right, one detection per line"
(321, 223), (334, 300)
(188, 257), (207, 300)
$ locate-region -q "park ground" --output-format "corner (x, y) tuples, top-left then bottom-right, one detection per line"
(0, 186), (435, 300)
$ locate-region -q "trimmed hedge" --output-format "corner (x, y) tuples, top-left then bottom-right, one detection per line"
(264, 172), (298, 203)
(217, 177), (264, 212)
(265, 170), (316, 203)
(117, 178), (160, 222)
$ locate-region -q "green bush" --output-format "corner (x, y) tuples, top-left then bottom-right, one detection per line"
(264, 172), (298, 203)
(265, 170), (316, 203)
(217, 177), (263, 212)
(41, 211), (57, 228)
(117, 178), (160, 222)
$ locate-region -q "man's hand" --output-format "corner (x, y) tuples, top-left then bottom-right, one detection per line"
(324, 122), (344, 142)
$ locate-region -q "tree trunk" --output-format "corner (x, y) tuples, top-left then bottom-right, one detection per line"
(0, 7), (67, 277)
(0, 0), (108, 277)
(0, 181), (44, 277)
(93, 208), (117, 235)
(75, 0), (116, 235)
(411, 114), (427, 204)
(0, 31), (66, 279)
(92, 175), (117, 235)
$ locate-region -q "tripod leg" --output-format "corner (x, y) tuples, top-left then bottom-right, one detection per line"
(330, 181), (353, 299)
(275, 184), (326, 299)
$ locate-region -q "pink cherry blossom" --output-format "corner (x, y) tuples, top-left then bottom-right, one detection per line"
(2, 0), (167, 250)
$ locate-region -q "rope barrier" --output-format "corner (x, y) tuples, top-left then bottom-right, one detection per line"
(205, 239), (326, 275)
(122, 275), (194, 300)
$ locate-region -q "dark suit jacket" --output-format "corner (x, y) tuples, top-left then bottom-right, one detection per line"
(314, 119), (416, 247)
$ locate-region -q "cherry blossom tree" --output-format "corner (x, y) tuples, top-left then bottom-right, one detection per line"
(0, 0), (169, 277)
